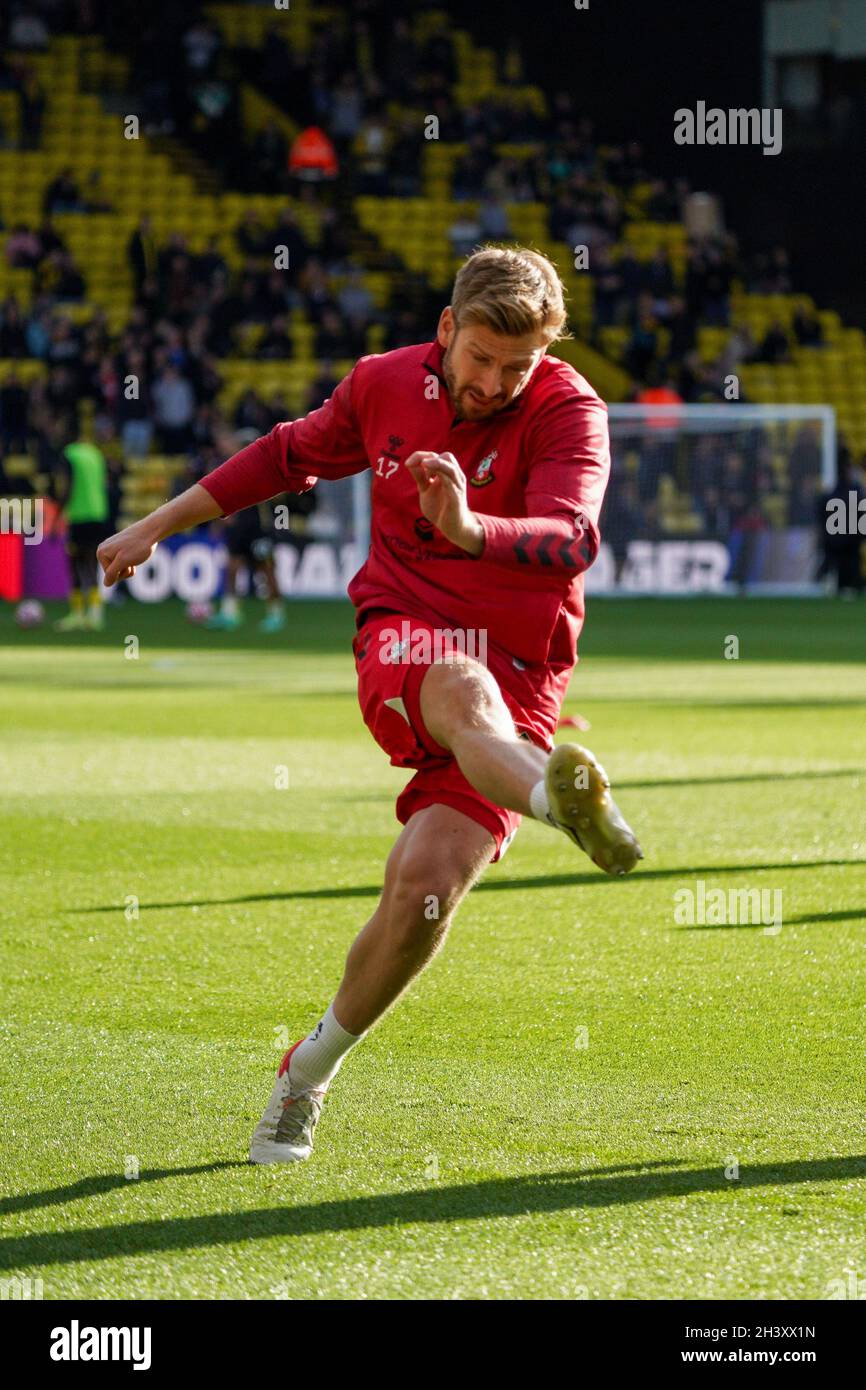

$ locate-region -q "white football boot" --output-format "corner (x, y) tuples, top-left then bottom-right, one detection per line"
(249, 1041), (326, 1164)
(545, 742), (643, 876)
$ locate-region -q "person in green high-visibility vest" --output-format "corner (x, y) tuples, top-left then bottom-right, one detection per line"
(52, 436), (111, 632)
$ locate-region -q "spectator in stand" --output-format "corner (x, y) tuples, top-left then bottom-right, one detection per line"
(590, 246), (624, 330)
(601, 475), (643, 583)
(549, 192), (578, 243)
(387, 116), (423, 196)
(306, 360), (339, 410)
(355, 108), (389, 195)
(81, 170), (112, 212)
(261, 25), (293, 103)
(385, 18), (419, 102)
(421, 27), (457, 86)
(766, 246), (793, 294)
(642, 247), (675, 306)
(40, 249), (85, 300)
(46, 315), (82, 368)
(0, 296), (28, 354)
(250, 120), (288, 192)
(448, 209), (482, 259)
(818, 456), (866, 595)
(115, 347), (153, 459)
(329, 72), (364, 153)
(257, 315), (292, 359)
(453, 133), (494, 201)
(0, 370), (29, 452)
(188, 352), (222, 407)
(478, 191), (511, 240)
(793, 306), (824, 347)
(661, 295), (697, 360)
(42, 168), (83, 216)
(644, 178), (684, 221)
(625, 294), (659, 381)
(5, 223), (41, 267)
(715, 323), (757, 382)
(266, 390), (292, 429)
(152, 362), (196, 453)
(158, 233), (195, 318)
(677, 349), (717, 403)
(235, 210), (269, 261)
(182, 18), (221, 77)
(337, 266), (374, 336)
(8, 5), (50, 50)
(789, 422), (822, 493)
(191, 237), (226, 291)
(234, 389), (270, 434)
(36, 216), (64, 258)
(299, 257), (338, 324)
(315, 305), (362, 359)
(755, 318), (791, 365)
(16, 59), (45, 148)
(127, 216), (158, 291)
(271, 205), (310, 275)
(616, 248), (644, 313)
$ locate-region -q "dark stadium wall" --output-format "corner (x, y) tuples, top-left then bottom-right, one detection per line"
(478, 0), (866, 324)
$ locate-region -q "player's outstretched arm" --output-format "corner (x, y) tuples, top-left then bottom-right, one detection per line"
(97, 483), (224, 586)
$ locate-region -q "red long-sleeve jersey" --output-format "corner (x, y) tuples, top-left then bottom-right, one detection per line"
(200, 339), (610, 724)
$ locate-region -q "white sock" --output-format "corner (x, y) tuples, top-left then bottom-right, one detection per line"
(222, 594), (240, 618)
(530, 778), (558, 827)
(288, 1002), (364, 1091)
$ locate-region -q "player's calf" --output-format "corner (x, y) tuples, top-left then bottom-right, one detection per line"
(249, 807), (494, 1165)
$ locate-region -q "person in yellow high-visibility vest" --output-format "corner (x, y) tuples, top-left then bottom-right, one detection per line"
(52, 437), (111, 631)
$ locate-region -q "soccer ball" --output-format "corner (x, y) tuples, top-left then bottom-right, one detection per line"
(15, 599), (45, 629)
(186, 600), (214, 624)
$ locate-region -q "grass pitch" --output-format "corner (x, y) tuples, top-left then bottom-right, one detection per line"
(1, 597), (865, 1300)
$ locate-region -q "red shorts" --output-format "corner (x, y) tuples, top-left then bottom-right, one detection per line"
(352, 611), (552, 861)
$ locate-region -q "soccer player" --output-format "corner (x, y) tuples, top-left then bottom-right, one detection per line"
(97, 247), (642, 1164)
(206, 500), (287, 633)
(52, 431), (111, 632)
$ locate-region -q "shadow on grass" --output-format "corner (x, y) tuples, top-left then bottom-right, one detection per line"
(1, 1154), (863, 1271)
(328, 768), (866, 802)
(680, 907), (866, 931)
(0, 1162), (246, 1218)
(618, 767), (864, 791)
(68, 859), (866, 915)
(0, 1157), (685, 1222)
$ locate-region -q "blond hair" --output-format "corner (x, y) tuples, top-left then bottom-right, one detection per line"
(450, 245), (572, 344)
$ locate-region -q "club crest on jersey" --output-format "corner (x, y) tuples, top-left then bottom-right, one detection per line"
(470, 449), (497, 487)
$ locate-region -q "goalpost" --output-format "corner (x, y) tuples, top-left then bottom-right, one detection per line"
(590, 403), (837, 596)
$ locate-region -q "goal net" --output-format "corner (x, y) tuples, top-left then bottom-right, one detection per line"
(591, 404), (836, 595)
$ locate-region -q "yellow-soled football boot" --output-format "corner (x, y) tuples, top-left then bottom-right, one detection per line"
(545, 743), (643, 876)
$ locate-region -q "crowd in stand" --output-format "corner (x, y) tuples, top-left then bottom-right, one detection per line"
(0, 0), (859, 561)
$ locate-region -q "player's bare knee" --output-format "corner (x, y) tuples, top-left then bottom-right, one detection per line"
(383, 852), (473, 951)
(420, 658), (507, 748)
